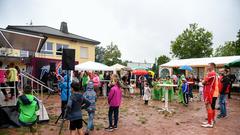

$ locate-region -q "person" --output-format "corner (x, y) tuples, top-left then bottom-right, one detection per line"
(152, 78), (160, 100)
(178, 74), (185, 103)
(139, 75), (145, 97)
(93, 72), (100, 96)
(82, 72), (89, 92)
(83, 81), (97, 134)
(143, 82), (151, 105)
(66, 82), (91, 135)
(58, 74), (72, 118)
(217, 69), (231, 118)
(105, 74), (122, 132)
(129, 81), (135, 98)
(201, 63), (219, 128)
(0, 61), (8, 101)
(17, 85), (39, 135)
(187, 75), (194, 101)
(198, 78), (204, 101)
(228, 74), (236, 99)
(182, 78), (189, 105)
(163, 76), (174, 102)
(7, 63), (19, 99)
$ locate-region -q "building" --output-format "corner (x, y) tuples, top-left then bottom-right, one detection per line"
(3, 22), (100, 77)
(159, 56), (240, 82)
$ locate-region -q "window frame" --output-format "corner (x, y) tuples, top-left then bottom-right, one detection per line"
(40, 42), (53, 55)
(56, 43), (69, 55)
(80, 47), (89, 59)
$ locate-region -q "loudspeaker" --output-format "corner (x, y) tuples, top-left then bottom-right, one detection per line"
(50, 63), (56, 72)
(62, 49), (75, 70)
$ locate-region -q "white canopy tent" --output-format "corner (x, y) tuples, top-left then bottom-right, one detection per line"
(111, 63), (126, 71)
(75, 61), (114, 71)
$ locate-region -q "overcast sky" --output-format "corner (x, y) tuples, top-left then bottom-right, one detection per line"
(0, 0), (240, 63)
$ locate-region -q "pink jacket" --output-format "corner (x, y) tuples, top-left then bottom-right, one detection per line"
(0, 70), (5, 83)
(108, 85), (122, 107)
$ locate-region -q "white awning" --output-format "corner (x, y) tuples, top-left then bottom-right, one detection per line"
(160, 56), (240, 67)
(111, 63), (126, 70)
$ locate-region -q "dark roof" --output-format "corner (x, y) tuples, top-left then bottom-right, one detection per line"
(6, 25), (100, 45)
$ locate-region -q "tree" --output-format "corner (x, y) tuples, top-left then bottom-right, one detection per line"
(95, 46), (105, 63)
(214, 29), (240, 56)
(157, 55), (171, 65)
(103, 42), (122, 66)
(171, 23), (213, 59)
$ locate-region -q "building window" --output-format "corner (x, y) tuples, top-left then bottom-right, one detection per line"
(80, 47), (88, 58)
(56, 44), (69, 55)
(41, 42), (53, 54)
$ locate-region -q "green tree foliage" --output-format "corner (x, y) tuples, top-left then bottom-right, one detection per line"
(171, 23), (213, 59)
(157, 55), (171, 65)
(95, 46), (105, 63)
(214, 29), (240, 56)
(103, 42), (122, 66)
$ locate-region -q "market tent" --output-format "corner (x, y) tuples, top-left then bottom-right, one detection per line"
(111, 63), (126, 71)
(160, 56), (240, 67)
(225, 58), (240, 67)
(75, 61), (114, 71)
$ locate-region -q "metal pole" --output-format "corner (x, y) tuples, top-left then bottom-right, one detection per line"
(165, 88), (168, 111)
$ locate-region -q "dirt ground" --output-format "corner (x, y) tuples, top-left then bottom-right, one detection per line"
(1, 91), (240, 135)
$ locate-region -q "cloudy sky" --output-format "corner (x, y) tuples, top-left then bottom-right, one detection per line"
(0, 0), (240, 63)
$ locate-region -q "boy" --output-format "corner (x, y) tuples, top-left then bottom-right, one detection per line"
(182, 78), (189, 105)
(66, 82), (91, 135)
(83, 81), (97, 134)
(17, 85), (39, 135)
(198, 78), (204, 101)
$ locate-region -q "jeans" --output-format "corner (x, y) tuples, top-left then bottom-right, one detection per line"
(188, 85), (193, 98)
(219, 94), (227, 116)
(108, 106), (119, 127)
(87, 111), (95, 130)
(183, 92), (188, 104)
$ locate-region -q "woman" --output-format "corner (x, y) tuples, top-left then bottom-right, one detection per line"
(105, 74), (122, 132)
(0, 61), (8, 101)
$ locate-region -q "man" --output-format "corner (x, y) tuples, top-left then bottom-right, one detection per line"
(218, 69), (231, 118)
(201, 63), (219, 128)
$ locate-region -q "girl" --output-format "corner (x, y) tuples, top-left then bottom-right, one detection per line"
(105, 74), (122, 132)
(143, 83), (151, 105)
(129, 81), (135, 98)
(198, 78), (204, 101)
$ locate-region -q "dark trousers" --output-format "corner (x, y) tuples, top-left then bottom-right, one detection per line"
(140, 84), (144, 96)
(211, 97), (217, 110)
(183, 92), (189, 104)
(188, 85), (193, 98)
(0, 83), (7, 96)
(8, 81), (19, 97)
(108, 106), (119, 127)
(144, 100), (149, 105)
(61, 101), (68, 118)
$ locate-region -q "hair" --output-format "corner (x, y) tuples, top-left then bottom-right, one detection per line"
(71, 82), (80, 92)
(112, 74), (120, 86)
(166, 76), (170, 79)
(224, 68), (229, 74)
(9, 63), (15, 68)
(24, 85), (32, 94)
(0, 61), (2, 67)
(209, 62), (216, 68)
(145, 82), (149, 86)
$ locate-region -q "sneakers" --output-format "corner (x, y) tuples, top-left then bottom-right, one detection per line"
(113, 126), (118, 129)
(202, 121), (208, 125)
(201, 123), (213, 128)
(105, 127), (114, 132)
(217, 114), (226, 119)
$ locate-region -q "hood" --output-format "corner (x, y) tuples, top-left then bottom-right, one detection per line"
(87, 81), (94, 90)
(19, 95), (32, 105)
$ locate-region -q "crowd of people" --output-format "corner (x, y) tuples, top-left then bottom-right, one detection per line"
(0, 61), (236, 135)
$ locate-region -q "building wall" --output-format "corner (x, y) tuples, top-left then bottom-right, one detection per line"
(35, 36), (96, 63)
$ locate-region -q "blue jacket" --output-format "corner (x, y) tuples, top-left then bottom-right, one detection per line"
(59, 75), (72, 101)
(182, 82), (188, 93)
(66, 93), (90, 121)
(83, 81), (97, 112)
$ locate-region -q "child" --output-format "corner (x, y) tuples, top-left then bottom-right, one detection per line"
(17, 85), (39, 135)
(66, 82), (91, 135)
(152, 78), (160, 100)
(83, 81), (97, 134)
(129, 81), (135, 98)
(143, 82), (151, 105)
(105, 74), (122, 132)
(182, 78), (189, 105)
(198, 78), (204, 101)
(58, 75), (72, 118)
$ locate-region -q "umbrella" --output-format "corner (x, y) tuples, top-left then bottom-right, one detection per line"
(132, 66), (147, 70)
(132, 70), (148, 75)
(225, 58), (240, 67)
(179, 65), (193, 71)
(148, 70), (155, 76)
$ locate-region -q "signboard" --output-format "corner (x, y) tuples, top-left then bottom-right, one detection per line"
(0, 47), (29, 57)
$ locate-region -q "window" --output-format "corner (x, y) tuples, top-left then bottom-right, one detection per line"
(40, 42), (53, 54)
(80, 47), (88, 58)
(56, 44), (69, 55)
